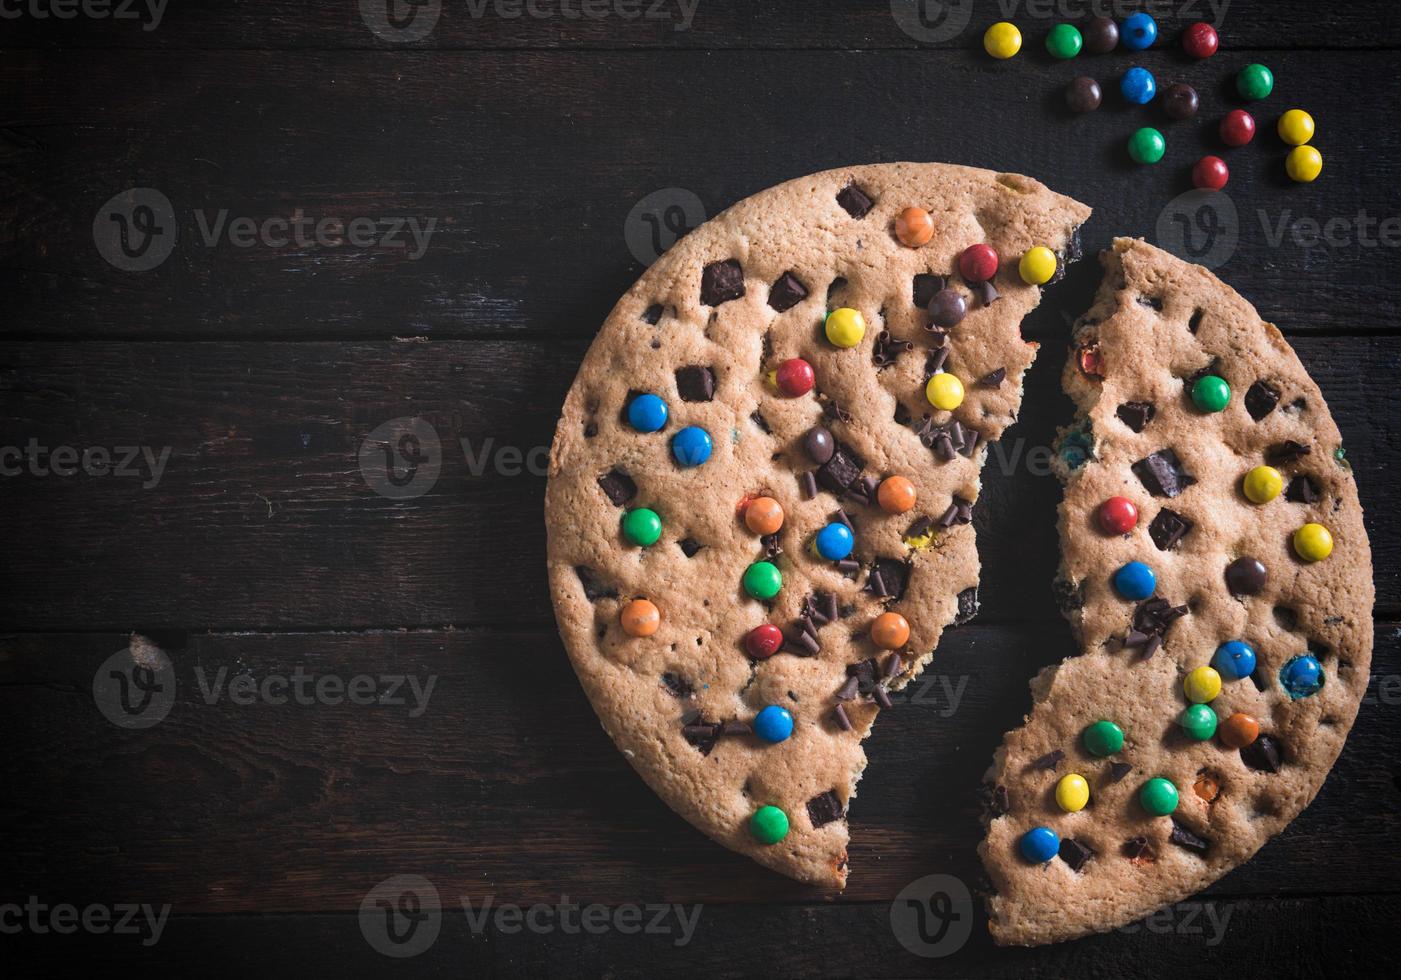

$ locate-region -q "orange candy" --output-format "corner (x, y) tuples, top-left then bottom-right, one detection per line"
(877, 476), (917, 514)
(744, 496), (785, 535)
(620, 598), (660, 638)
(871, 611), (911, 649)
(894, 207), (934, 247)
(1193, 774), (1221, 802)
(1219, 712), (1260, 749)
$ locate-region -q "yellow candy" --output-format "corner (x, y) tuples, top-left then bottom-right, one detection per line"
(1243, 465), (1283, 504)
(1277, 109), (1315, 146)
(1286, 145), (1323, 183)
(824, 307), (866, 349)
(1019, 246), (1057, 285)
(983, 21), (1022, 59)
(1294, 522), (1334, 562)
(1184, 666), (1222, 704)
(925, 372), (965, 411)
(1055, 773), (1090, 813)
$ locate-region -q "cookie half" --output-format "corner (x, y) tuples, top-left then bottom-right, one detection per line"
(980, 237), (1373, 943)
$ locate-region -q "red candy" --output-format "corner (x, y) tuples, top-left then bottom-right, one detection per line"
(775, 357), (815, 397)
(1193, 155), (1229, 190)
(1220, 109), (1256, 147)
(1181, 22), (1218, 59)
(958, 243), (1000, 283)
(745, 624), (784, 659)
(1098, 496), (1139, 535)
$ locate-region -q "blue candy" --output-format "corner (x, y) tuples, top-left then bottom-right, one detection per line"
(1121, 66), (1157, 105)
(1020, 826), (1060, 864)
(815, 522), (854, 561)
(670, 426), (712, 466)
(754, 705), (794, 743)
(1213, 640), (1257, 681)
(627, 393), (668, 432)
(1113, 560), (1156, 600)
(1121, 12), (1157, 50)
(1280, 654), (1325, 698)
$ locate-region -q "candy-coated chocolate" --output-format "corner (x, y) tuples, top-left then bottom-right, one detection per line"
(1286, 145), (1323, 183)
(804, 425), (835, 464)
(1121, 66), (1157, 105)
(1220, 109), (1256, 146)
(984, 21), (1022, 59)
(1046, 23), (1083, 59)
(745, 623), (784, 659)
(1293, 522), (1333, 561)
(620, 598), (660, 637)
(1225, 555), (1268, 596)
(754, 705), (794, 743)
(627, 392), (668, 432)
(1082, 719), (1125, 757)
(1193, 155), (1229, 190)
(671, 425), (712, 466)
(1178, 703), (1218, 741)
(825, 307), (866, 348)
(743, 561), (783, 600)
(1113, 560), (1156, 601)
(1181, 21), (1218, 59)
(1019, 826), (1059, 863)
(1237, 62), (1274, 100)
(1128, 126), (1166, 164)
(1184, 665), (1222, 704)
(1278, 108), (1316, 146)
(1121, 12), (1157, 50)
(1213, 640), (1258, 681)
(1162, 82), (1199, 120)
(926, 372), (965, 411)
(1099, 496), (1139, 534)
(1019, 246), (1058, 285)
(1083, 16), (1118, 53)
(1219, 711), (1260, 749)
(877, 476), (917, 514)
(749, 805), (789, 844)
(815, 522), (855, 561)
(1243, 465), (1283, 504)
(1055, 773), (1090, 812)
(927, 287), (967, 327)
(1193, 774), (1220, 802)
(1139, 777), (1179, 816)
(775, 357), (815, 397)
(958, 243), (1000, 283)
(1191, 374), (1231, 413)
(622, 507), (662, 547)
(895, 206), (934, 247)
(744, 496), (785, 536)
(1280, 654), (1324, 698)
(1065, 76), (1103, 113)
(871, 611), (911, 650)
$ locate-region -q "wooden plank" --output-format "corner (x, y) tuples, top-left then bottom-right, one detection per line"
(0, 334), (1394, 631)
(3, 622), (1398, 913)
(4, 49), (1400, 339)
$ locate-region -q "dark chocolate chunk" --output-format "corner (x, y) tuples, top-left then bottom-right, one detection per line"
(1132, 448), (1196, 498)
(1225, 556), (1268, 597)
(1168, 820), (1210, 855)
(700, 259), (745, 306)
(682, 721), (721, 756)
(597, 469), (637, 506)
(883, 653), (903, 680)
(1123, 837), (1152, 861)
(1240, 733), (1282, 773)
(873, 330), (914, 368)
(1059, 838), (1094, 872)
(978, 367), (1007, 388)
(833, 703), (853, 731)
(768, 271), (809, 312)
(836, 676), (861, 701)
(1244, 380), (1281, 421)
(836, 183), (874, 218)
(720, 720), (752, 737)
(847, 658), (878, 689)
(1031, 749), (1065, 771)
(906, 515), (934, 539)
(823, 399), (853, 425)
(1108, 761), (1133, 782)
(831, 508), (853, 529)
(641, 303), (664, 325)
(1052, 578), (1085, 614)
(1267, 440), (1312, 465)
(974, 279), (999, 307)
(1285, 474), (1321, 504)
(660, 672), (693, 698)
(913, 273), (946, 308)
(806, 790), (846, 828)
(1116, 401), (1155, 433)
(574, 566), (617, 601)
(674, 365), (716, 402)
(817, 449), (862, 494)
(924, 347), (950, 377)
(955, 586), (980, 625)
(799, 471), (818, 499)
(992, 784), (1010, 816)
(868, 557), (911, 601)
(677, 537), (703, 558)
(872, 685), (893, 709)
(750, 410), (771, 434)
(760, 533), (782, 559)
(1148, 508), (1194, 551)
(836, 559), (861, 577)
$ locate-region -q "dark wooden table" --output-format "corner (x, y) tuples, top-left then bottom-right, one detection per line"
(4, 1), (1400, 974)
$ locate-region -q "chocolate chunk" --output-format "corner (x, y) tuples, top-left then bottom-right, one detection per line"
(836, 559), (861, 577)
(721, 720), (752, 737)
(833, 703), (853, 731)
(1285, 474), (1321, 504)
(913, 273), (946, 308)
(924, 347), (950, 377)
(1267, 440), (1312, 465)
(682, 721), (721, 756)
(873, 330), (913, 368)
(955, 586), (980, 625)
(597, 469), (637, 506)
(872, 685), (893, 709)
(1123, 837), (1152, 861)
(823, 399), (853, 425)
(831, 508), (853, 529)
(817, 449), (862, 494)
(992, 784), (1010, 816)
(974, 279), (999, 307)
(847, 658), (878, 688)
(700, 259), (745, 306)
(750, 410), (771, 434)
(1169, 820), (1210, 855)
(574, 566), (617, 601)
(1052, 578), (1085, 613)
(1240, 733), (1282, 773)
(761, 533), (782, 559)
(883, 653), (904, 680)
(1225, 556), (1269, 597)
(768, 271), (809, 312)
(1058, 838), (1094, 872)
(660, 672), (693, 698)
(1116, 401), (1155, 433)
(799, 471), (818, 499)
(978, 367), (1006, 388)
(905, 515), (934, 539)
(1031, 749), (1064, 771)
(836, 676), (861, 701)
(836, 183), (874, 218)
(674, 365), (716, 403)
(1108, 761), (1133, 782)
(1132, 448), (1196, 497)
(807, 790), (846, 828)
(641, 304), (664, 325)
(868, 569), (887, 598)
(677, 537), (703, 558)
(1245, 380), (1281, 421)
(1148, 508), (1194, 551)
(868, 557), (910, 601)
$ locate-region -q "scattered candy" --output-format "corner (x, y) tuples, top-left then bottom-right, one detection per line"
(895, 206), (934, 247)
(815, 522), (855, 561)
(926, 372), (965, 410)
(744, 496), (785, 536)
(754, 705), (794, 743)
(628, 393), (668, 432)
(1019, 826), (1060, 863)
(745, 623), (784, 659)
(984, 21), (1022, 60)
(1225, 555), (1268, 596)
(1065, 76), (1103, 113)
(1278, 108), (1316, 146)
(1083, 15), (1118, 53)
(877, 476), (917, 514)
(775, 357), (815, 397)
(1243, 465), (1283, 503)
(622, 507), (662, 546)
(671, 425), (713, 466)
(1280, 654), (1324, 698)
(1191, 374), (1231, 413)
(1055, 773), (1090, 812)
(958, 243), (1000, 283)
(1219, 711), (1260, 749)
(1184, 665), (1222, 704)
(1220, 109), (1256, 146)
(1121, 66), (1157, 105)
(1286, 145), (1323, 183)
(1113, 560), (1156, 601)
(743, 560), (783, 600)
(1121, 12), (1157, 50)
(1178, 703), (1218, 741)
(1193, 774), (1220, 802)
(1193, 155), (1229, 190)
(1237, 62), (1274, 100)
(1213, 640), (1258, 681)
(1099, 496), (1139, 535)
(1019, 246), (1058, 285)
(621, 598), (660, 637)
(1139, 777), (1179, 816)
(1293, 522), (1333, 561)
(804, 425), (835, 464)
(871, 611), (911, 649)
(1046, 23), (1083, 60)
(825, 307), (866, 348)
(1162, 82), (1199, 120)
(749, 804), (789, 844)
(928, 288), (967, 327)
(1083, 719), (1125, 757)
(1128, 127), (1166, 164)
(1181, 21), (1218, 59)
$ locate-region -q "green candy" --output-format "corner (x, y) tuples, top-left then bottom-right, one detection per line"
(1128, 127), (1166, 165)
(1082, 719), (1125, 757)
(1045, 23), (1083, 59)
(743, 561), (782, 600)
(1191, 374), (1231, 413)
(1139, 777), (1180, 816)
(1237, 63), (1273, 101)
(1178, 703), (1218, 741)
(749, 805), (789, 844)
(621, 507), (662, 547)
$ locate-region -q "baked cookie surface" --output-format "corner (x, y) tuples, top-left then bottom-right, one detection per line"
(546, 163), (1088, 887)
(980, 238), (1373, 944)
